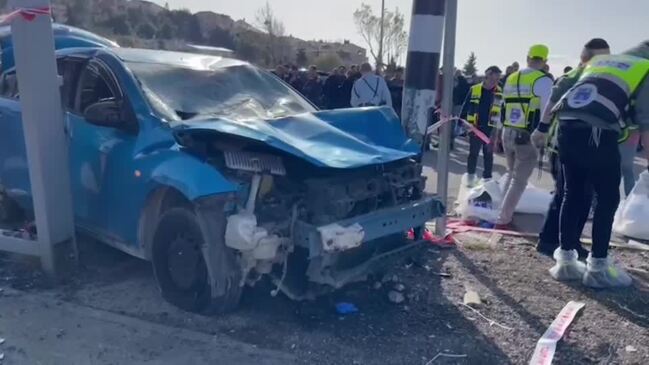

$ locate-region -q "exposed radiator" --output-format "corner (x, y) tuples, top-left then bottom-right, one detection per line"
(224, 151), (286, 176)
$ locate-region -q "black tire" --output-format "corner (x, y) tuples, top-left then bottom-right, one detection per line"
(151, 207), (242, 314)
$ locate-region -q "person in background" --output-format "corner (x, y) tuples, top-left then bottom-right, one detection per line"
(532, 40), (649, 288)
(323, 67), (346, 109)
(500, 65), (514, 88)
(388, 67), (405, 118)
(534, 38), (611, 260)
(274, 65), (288, 80)
(564, 66), (574, 74)
(350, 62), (392, 107)
(302, 65), (323, 107)
(496, 44), (553, 229)
(543, 64), (555, 81)
(340, 67), (361, 108)
(452, 69), (471, 149)
(289, 65), (304, 93)
(511, 61), (520, 73)
(461, 66), (503, 185)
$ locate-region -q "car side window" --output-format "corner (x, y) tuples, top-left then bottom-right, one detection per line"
(57, 58), (85, 111)
(76, 62), (117, 114)
(0, 72), (19, 100)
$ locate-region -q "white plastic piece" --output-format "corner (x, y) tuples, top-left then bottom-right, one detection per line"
(583, 255), (633, 288)
(245, 174), (262, 213)
(549, 249), (587, 281)
(252, 236), (283, 260)
(498, 174), (553, 215)
(318, 223), (365, 253)
(613, 171), (649, 240)
(225, 213), (270, 251)
(455, 174), (503, 222)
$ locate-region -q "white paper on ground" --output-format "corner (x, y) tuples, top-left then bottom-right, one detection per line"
(529, 301), (585, 365)
(613, 171), (649, 240)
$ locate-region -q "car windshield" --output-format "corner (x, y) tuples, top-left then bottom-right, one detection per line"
(126, 61), (316, 122)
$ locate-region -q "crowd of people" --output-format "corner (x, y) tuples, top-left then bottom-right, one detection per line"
(275, 39), (649, 290)
(272, 62), (405, 115)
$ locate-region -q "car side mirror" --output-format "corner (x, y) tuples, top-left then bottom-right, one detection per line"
(84, 99), (125, 129)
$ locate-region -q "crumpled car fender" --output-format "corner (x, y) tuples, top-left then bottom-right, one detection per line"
(148, 153), (237, 201)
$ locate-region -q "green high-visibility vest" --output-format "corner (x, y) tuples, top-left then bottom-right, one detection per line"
(503, 69), (547, 130)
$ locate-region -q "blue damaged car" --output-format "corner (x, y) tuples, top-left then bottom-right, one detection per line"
(0, 46), (443, 313)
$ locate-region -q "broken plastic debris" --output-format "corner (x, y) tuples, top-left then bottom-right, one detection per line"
(388, 291), (405, 304)
(463, 290), (482, 306)
(394, 283), (406, 292)
(335, 302), (359, 315)
(625, 345), (637, 353)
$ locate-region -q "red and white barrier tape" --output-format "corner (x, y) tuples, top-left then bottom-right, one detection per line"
(529, 301), (585, 365)
(426, 114), (491, 145)
(0, 7), (51, 25)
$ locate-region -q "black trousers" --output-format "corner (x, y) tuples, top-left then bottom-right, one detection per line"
(538, 151), (592, 248)
(467, 133), (493, 179)
(558, 124), (620, 259)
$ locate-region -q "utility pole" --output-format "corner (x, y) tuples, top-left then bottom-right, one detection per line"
(401, 0), (445, 143)
(377, 0), (386, 71)
(435, 0), (458, 237)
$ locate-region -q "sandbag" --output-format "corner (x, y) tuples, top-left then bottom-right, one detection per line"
(613, 171), (649, 240)
(456, 174), (503, 222)
(498, 174), (553, 215)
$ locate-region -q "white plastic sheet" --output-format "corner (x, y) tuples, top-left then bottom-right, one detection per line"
(613, 171), (649, 240)
(499, 175), (553, 215)
(455, 173), (553, 222)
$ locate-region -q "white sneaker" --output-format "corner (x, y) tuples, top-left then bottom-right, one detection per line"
(549, 249), (587, 281)
(583, 255), (633, 288)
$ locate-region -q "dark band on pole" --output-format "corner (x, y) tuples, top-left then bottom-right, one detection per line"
(413, 0), (445, 16)
(404, 52), (440, 90)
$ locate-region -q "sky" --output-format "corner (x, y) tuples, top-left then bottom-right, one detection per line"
(153, 0), (649, 75)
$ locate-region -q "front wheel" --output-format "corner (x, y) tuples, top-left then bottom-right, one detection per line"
(151, 207), (242, 314)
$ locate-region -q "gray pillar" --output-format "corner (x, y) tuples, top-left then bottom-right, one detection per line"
(8, 0), (76, 277)
(401, 0), (445, 143)
(435, 0), (458, 236)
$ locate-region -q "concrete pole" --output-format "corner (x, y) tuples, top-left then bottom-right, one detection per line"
(401, 0), (445, 144)
(9, 0), (77, 278)
(435, 0), (458, 237)
(377, 0), (386, 70)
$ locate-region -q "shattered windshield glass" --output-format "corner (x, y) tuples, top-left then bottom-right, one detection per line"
(127, 62), (316, 122)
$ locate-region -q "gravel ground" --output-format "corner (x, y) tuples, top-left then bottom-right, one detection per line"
(0, 138), (647, 364)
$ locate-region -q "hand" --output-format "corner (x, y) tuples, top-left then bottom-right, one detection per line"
(531, 129), (547, 149)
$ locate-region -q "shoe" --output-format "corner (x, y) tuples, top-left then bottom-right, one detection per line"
(549, 249), (587, 281)
(466, 174), (477, 188)
(583, 255), (633, 288)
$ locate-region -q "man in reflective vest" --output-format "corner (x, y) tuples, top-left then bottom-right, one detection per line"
(535, 39), (611, 260)
(531, 41), (649, 288)
(460, 66), (503, 186)
(495, 45), (553, 228)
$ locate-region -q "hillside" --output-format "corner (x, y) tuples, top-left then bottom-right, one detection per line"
(1, 0), (367, 68)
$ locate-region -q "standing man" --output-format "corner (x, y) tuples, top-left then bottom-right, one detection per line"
(323, 67), (345, 110)
(302, 65), (323, 107)
(388, 67), (405, 118)
(535, 38), (611, 259)
(461, 66), (503, 185)
(496, 45), (553, 228)
(532, 41), (649, 288)
(350, 63), (392, 107)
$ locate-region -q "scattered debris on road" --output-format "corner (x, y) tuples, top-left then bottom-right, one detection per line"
(529, 301), (585, 365)
(387, 291), (405, 304)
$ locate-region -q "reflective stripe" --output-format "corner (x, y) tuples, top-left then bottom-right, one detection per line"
(503, 69), (546, 129)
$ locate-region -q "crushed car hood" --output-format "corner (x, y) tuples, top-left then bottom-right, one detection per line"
(174, 107), (421, 169)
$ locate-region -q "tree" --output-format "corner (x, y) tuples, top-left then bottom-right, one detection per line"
(208, 28), (236, 49)
(255, 1), (287, 65)
(313, 53), (343, 72)
(296, 48), (308, 67)
(353, 3), (407, 68)
(137, 23), (156, 39)
(103, 15), (132, 36)
(463, 52), (478, 77)
(158, 23), (175, 40)
(66, 0), (90, 27)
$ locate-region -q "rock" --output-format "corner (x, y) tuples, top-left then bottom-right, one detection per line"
(388, 291), (405, 304)
(394, 283), (406, 292)
(463, 290), (482, 306)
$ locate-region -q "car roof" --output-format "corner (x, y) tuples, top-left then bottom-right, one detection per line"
(109, 48), (248, 71)
(0, 23), (118, 48)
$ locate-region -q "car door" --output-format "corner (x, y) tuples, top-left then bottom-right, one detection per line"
(0, 71), (32, 214)
(64, 57), (140, 244)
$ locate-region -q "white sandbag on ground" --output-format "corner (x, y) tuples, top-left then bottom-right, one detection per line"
(498, 174), (553, 215)
(613, 171), (649, 240)
(456, 174), (503, 222)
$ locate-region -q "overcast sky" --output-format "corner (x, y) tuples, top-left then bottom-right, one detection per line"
(153, 0), (649, 74)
